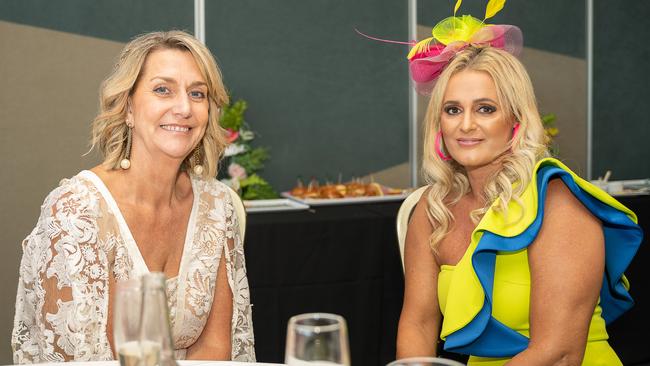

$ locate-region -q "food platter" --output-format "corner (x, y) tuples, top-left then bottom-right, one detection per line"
(282, 177), (411, 206)
(282, 191), (410, 206)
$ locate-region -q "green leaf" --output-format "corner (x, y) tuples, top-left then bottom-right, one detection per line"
(220, 99), (248, 130)
(242, 184), (278, 200)
(240, 174), (278, 200)
(240, 174), (267, 188)
(232, 147), (270, 173)
(541, 113), (557, 127)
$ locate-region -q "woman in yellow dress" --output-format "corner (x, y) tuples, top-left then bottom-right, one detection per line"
(395, 5), (642, 366)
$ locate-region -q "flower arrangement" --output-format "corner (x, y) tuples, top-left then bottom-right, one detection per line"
(219, 99), (278, 200)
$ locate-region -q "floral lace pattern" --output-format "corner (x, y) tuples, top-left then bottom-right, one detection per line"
(12, 172), (255, 363)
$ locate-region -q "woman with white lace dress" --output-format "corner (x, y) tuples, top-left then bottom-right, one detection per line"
(11, 31), (256, 363)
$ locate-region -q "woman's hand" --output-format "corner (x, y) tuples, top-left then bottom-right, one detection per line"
(507, 179), (604, 366)
(396, 193), (442, 358)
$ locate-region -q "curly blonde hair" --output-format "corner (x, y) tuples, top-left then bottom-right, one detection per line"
(90, 30), (229, 177)
(421, 46), (549, 252)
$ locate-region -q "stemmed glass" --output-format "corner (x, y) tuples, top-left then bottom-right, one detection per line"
(285, 313), (351, 366)
(387, 357), (466, 366)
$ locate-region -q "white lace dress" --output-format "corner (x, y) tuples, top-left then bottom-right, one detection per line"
(11, 171), (256, 363)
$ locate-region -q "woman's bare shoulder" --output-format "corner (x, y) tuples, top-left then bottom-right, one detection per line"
(544, 178), (597, 220)
(534, 178), (602, 252)
(410, 186), (434, 230)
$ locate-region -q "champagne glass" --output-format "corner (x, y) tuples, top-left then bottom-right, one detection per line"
(285, 313), (350, 366)
(113, 278), (149, 366)
(387, 357), (466, 366)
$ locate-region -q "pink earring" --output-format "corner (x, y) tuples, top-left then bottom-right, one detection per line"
(435, 131), (452, 161)
(512, 123), (520, 140)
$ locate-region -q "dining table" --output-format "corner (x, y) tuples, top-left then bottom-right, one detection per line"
(1, 362), (284, 366)
(243, 193), (649, 365)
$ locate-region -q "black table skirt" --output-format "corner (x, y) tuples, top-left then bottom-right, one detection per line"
(244, 196), (649, 366)
(245, 202), (405, 366)
(607, 194), (649, 365)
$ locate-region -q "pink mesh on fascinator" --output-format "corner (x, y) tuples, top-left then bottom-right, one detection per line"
(356, 1), (523, 95)
(409, 24), (523, 94)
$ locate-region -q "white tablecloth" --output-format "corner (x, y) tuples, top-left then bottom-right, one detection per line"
(4, 361), (285, 366)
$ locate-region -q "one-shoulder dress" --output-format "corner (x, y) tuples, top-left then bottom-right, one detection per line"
(437, 158), (643, 365)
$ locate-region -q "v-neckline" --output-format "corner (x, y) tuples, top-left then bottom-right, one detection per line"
(79, 170), (200, 282)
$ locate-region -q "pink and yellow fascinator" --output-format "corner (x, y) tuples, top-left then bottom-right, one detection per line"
(358, 0), (523, 95)
(408, 0), (522, 94)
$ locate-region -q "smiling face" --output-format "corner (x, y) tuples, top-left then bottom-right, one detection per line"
(127, 48), (209, 165)
(439, 69), (514, 170)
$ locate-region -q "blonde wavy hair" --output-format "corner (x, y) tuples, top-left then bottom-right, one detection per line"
(421, 46), (549, 252)
(90, 30), (229, 178)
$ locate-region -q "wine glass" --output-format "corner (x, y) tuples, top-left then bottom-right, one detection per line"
(113, 278), (151, 366)
(285, 313), (351, 366)
(387, 357), (466, 366)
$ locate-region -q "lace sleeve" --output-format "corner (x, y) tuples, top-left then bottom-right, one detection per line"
(12, 179), (114, 363)
(223, 188), (256, 362)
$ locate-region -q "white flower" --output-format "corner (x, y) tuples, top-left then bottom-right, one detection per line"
(224, 143), (247, 157)
(240, 130), (255, 141)
(228, 163), (248, 180)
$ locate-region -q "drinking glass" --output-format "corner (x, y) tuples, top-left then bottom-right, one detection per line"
(285, 313), (351, 366)
(140, 273), (176, 366)
(113, 278), (150, 366)
(113, 273), (176, 366)
(387, 357), (466, 366)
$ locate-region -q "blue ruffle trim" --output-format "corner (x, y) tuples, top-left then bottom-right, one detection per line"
(444, 165), (643, 357)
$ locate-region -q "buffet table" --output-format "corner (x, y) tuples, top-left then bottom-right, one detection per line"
(244, 195), (649, 365)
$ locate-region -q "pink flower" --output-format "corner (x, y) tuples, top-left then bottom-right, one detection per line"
(226, 128), (239, 143)
(228, 163), (247, 180)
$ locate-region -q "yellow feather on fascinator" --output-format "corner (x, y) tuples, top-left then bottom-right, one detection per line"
(484, 0), (506, 20)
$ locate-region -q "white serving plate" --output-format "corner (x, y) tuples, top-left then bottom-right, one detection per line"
(611, 190), (650, 197)
(243, 198), (310, 213)
(590, 178), (650, 197)
(281, 191), (410, 206)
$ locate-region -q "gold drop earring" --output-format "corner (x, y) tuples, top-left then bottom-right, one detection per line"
(192, 145), (204, 175)
(120, 120), (134, 170)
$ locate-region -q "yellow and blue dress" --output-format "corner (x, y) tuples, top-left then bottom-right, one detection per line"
(437, 158), (643, 365)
